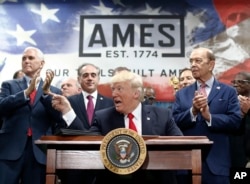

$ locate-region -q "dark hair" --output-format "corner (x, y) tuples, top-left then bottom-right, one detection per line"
(13, 70), (23, 79)
(179, 67), (192, 77)
(235, 71), (250, 80)
(77, 63), (100, 76)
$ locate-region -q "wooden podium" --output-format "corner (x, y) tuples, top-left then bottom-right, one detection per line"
(35, 136), (212, 184)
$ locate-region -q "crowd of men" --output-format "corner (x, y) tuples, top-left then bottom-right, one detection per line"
(0, 46), (249, 184)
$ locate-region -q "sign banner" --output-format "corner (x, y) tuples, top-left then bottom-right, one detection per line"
(1, 0), (250, 102)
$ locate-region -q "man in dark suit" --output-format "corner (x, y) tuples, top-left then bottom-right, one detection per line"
(51, 70), (183, 184)
(49, 63), (114, 184)
(0, 47), (63, 184)
(229, 71), (250, 168)
(173, 47), (242, 184)
(65, 63), (114, 130)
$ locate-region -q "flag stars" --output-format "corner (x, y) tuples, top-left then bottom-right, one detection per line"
(6, 24), (37, 46)
(138, 3), (161, 15)
(31, 3), (60, 24)
(112, 0), (125, 7)
(93, 0), (114, 15)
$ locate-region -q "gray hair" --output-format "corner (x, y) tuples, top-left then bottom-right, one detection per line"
(23, 47), (44, 61)
(77, 63), (100, 76)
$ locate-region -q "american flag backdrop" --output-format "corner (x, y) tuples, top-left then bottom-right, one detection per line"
(0, 0), (250, 102)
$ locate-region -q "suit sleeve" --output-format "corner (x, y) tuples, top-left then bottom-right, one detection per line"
(172, 91), (196, 130)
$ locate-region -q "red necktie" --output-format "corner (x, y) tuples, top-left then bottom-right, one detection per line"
(27, 89), (36, 136)
(128, 113), (137, 132)
(199, 83), (207, 96)
(87, 95), (94, 125)
(29, 89), (37, 105)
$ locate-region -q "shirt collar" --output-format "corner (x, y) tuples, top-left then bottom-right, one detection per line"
(82, 90), (98, 99)
(197, 76), (214, 88)
(125, 103), (141, 120)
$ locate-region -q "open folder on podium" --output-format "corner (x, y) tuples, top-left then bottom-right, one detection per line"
(54, 128), (101, 136)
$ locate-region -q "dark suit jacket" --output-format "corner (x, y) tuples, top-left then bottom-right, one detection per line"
(173, 80), (241, 176)
(90, 104), (182, 184)
(91, 104), (183, 136)
(244, 114), (250, 158)
(0, 77), (63, 165)
(66, 93), (114, 130)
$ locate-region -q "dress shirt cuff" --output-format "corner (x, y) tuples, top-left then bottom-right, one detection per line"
(24, 91), (29, 100)
(190, 108), (197, 121)
(206, 114), (212, 127)
(62, 109), (76, 127)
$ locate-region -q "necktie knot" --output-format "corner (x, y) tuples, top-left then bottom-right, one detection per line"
(87, 95), (93, 100)
(199, 83), (207, 96)
(200, 83), (206, 88)
(127, 113), (134, 119)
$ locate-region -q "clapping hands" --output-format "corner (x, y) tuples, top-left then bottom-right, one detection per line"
(42, 69), (54, 95)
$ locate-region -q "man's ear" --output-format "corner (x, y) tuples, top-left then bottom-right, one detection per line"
(209, 60), (215, 71)
(40, 60), (45, 68)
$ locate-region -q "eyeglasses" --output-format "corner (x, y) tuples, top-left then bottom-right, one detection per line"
(231, 80), (250, 85)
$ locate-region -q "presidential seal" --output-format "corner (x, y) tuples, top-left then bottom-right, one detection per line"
(100, 128), (147, 175)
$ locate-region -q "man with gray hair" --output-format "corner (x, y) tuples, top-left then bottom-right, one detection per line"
(0, 47), (63, 184)
(60, 77), (82, 97)
(173, 47), (241, 184)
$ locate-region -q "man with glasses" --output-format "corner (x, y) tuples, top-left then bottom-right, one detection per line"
(230, 71), (250, 168)
(173, 47), (241, 184)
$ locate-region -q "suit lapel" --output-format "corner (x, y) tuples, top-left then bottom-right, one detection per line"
(207, 80), (221, 104)
(32, 80), (44, 107)
(141, 105), (153, 135)
(188, 82), (197, 99)
(77, 94), (88, 122)
(95, 94), (105, 110)
(115, 110), (126, 128)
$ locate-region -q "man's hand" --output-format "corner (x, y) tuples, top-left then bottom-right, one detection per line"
(192, 90), (208, 111)
(192, 91), (210, 121)
(52, 94), (72, 114)
(24, 68), (41, 96)
(238, 95), (250, 115)
(42, 69), (54, 95)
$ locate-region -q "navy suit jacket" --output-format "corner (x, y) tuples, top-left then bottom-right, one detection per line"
(90, 104), (182, 184)
(66, 93), (114, 130)
(0, 77), (63, 164)
(91, 104), (183, 136)
(173, 80), (241, 176)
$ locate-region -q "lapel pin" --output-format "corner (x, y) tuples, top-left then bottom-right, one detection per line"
(216, 86), (220, 90)
(147, 117), (150, 120)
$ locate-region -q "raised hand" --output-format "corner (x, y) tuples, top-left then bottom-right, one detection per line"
(192, 91), (210, 121)
(42, 69), (54, 95)
(238, 95), (250, 115)
(51, 94), (72, 114)
(24, 68), (41, 96)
